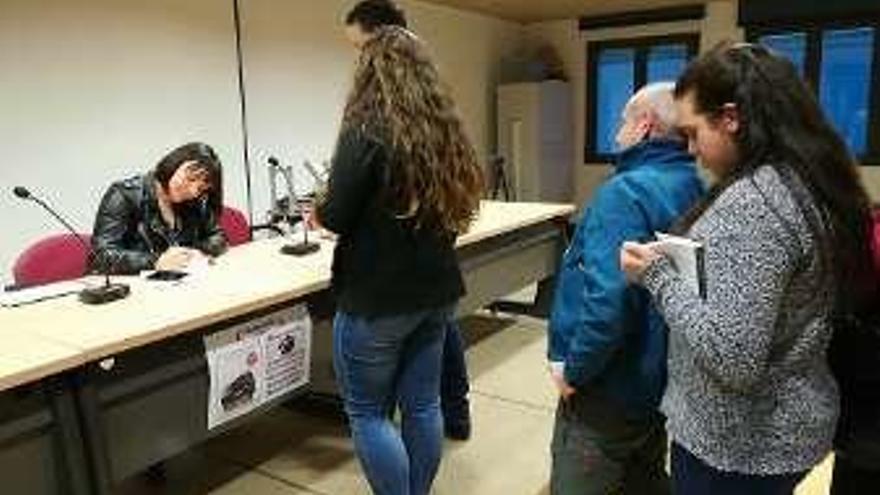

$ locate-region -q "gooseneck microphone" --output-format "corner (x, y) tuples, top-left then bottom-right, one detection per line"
(13, 186), (130, 305)
(266, 157), (320, 256)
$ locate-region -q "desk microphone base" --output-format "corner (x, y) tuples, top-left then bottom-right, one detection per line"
(281, 242), (320, 256)
(79, 283), (131, 305)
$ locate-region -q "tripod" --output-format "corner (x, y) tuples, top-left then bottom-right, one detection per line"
(489, 155), (512, 201)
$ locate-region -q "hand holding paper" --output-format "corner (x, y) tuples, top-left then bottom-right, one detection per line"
(647, 233), (706, 299)
(620, 241), (660, 283)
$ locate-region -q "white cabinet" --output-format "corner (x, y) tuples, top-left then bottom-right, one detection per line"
(496, 81), (573, 202)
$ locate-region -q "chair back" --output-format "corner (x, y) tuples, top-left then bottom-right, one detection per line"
(13, 233), (91, 287)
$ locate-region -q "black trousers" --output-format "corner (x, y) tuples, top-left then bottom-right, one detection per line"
(440, 318), (470, 425)
(671, 443), (806, 495)
(550, 391), (670, 495)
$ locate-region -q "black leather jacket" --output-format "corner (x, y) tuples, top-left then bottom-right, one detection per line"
(90, 173), (227, 274)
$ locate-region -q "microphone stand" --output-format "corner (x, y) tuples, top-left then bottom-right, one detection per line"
(267, 158), (320, 256)
(490, 155), (511, 201)
(79, 250), (130, 305)
(13, 186), (130, 305)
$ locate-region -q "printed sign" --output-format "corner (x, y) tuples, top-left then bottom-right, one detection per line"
(204, 304), (311, 430)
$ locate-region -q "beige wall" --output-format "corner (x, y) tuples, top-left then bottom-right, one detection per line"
(863, 171), (880, 200)
(241, 0), (524, 220)
(0, 0), (523, 280)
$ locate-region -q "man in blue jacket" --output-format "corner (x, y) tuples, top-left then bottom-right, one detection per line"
(548, 82), (704, 495)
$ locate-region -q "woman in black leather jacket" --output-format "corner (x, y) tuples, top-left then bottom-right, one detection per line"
(91, 142), (227, 274)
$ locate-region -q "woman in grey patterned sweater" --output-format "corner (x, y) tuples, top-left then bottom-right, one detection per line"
(620, 42), (875, 494)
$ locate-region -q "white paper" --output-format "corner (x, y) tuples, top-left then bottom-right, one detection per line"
(651, 232), (705, 298)
(204, 304), (312, 430)
(262, 309), (312, 402)
(205, 335), (264, 428)
(549, 361), (565, 376)
(0, 280), (85, 307)
(182, 254), (211, 275)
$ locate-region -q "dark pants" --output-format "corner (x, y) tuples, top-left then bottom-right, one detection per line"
(831, 454), (880, 495)
(550, 391), (670, 495)
(440, 319), (470, 426)
(671, 443), (806, 495)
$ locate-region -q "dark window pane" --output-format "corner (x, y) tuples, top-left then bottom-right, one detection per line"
(759, 32), (807, 75)
(596, 48), (635, 155)
(819, 27), (874, 156)
(647, 44), (689, 83)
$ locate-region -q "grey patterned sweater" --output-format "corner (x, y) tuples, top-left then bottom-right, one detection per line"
(642, 165), (838, 475)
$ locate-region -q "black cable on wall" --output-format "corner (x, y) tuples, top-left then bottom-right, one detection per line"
(232, 0), (255, 227)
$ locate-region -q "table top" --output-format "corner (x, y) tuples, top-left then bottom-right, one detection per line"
(0, 320), (88, 391)
(0, 200), (573, 392)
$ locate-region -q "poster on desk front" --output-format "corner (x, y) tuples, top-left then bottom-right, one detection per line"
(204, 304), (312, 430)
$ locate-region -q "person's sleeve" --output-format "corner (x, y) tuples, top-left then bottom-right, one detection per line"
(196, 206), (228, 257)
(91, 185), (156, 274)
(562, 179), (652, 388)
(316, 128), (382, 236)
(641, 193), (797, 393)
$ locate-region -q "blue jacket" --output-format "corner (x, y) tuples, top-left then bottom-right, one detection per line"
(548, 139), (704, 417)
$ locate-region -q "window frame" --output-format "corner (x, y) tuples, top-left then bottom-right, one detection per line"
(585, 33), (700, 164)
(747, 19), (880, 164)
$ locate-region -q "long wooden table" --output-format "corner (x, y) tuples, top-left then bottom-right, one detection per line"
(0, 200), (573, 494)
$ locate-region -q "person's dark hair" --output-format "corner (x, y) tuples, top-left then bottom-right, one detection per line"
(153, 142), (223, 216)
(345, 0), (407, 32)
(673, 41), (874, 312)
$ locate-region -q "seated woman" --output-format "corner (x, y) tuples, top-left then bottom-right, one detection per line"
(91, 142), (227, 274)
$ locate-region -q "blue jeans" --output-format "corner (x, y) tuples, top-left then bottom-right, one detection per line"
(671, 443), (806, 495)
(333, 307), (452, 495)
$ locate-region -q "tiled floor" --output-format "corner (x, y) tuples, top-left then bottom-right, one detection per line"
(118, 312), (833, 495)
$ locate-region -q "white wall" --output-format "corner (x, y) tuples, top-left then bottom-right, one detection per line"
(0, 0), (524, 281)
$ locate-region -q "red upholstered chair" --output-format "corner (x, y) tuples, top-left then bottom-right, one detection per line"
(219, 206), (252, 246)
(13, 233), (92, 288)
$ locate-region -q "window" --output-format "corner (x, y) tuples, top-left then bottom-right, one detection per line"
(753, 23), (880, 162)
(759, 32), (807, 75)
(595, 49), (635, 156)
(586, 35), (699, 162)
(647, 44), (691, 82)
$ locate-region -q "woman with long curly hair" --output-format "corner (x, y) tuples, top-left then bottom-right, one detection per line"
(312, 25), (483, 495)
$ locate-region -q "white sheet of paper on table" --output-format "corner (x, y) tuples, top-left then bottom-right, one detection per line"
(0, 280), (85, 307)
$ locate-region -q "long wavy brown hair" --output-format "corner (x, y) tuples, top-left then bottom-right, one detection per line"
(341, 26), (484, 234)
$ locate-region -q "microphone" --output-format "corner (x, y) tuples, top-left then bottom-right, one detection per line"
(267, 157), (319, 256)
(265, 156), (297, 226)
(13, 186), (130, 305)
(302, 160), (328, 187)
